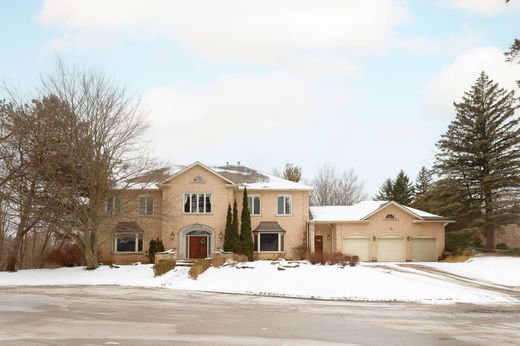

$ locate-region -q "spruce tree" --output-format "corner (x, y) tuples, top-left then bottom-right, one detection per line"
(435, 71), (520, 249)
(375, 178), (393, 201)
(414, 166), (433, 199)
(239, 188), (254, 261)
(392, 170), (414, 206)
(282, 162), (302, 182)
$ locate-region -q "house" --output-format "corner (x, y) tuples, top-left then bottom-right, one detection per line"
(97, 161), (450, 264)
(309, 201), (451, 262)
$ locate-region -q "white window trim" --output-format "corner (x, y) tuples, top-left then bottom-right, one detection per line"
(255, 232), (284, 253)
(248, 195), (261, 216)
(114, 232), (143, 253)
(183, 192), (213, 214)
(106, 196), (121, 215)
(138, 195), (154, 216)
(276, 194), (292, 216)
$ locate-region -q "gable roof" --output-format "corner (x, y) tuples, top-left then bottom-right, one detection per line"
(310, 200), (450, 223)
(158, 162), (313, 191)
(160, 161), (236, 185)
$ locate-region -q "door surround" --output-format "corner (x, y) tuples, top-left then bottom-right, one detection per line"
(179, 224), (215, 259)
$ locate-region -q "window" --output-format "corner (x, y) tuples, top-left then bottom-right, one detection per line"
(184, 193), (212, 213)
(254, 232), (284, 252)
(114, 232), (143, 253)
(385, 213), (396, 220)
(138, 196), (154, 215)
(277, 195), (292, 215)
(107, 196), (121, 215)
(247, 195), (261, 215)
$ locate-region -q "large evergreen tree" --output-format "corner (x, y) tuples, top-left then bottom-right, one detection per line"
(282, 163), (302, 182)
(239, 188), (254, 260)
(375, 178), (393, 201)
(435, 71), (520, 249)
(374, 171), (414, 205)
(414, 166), (433, 199)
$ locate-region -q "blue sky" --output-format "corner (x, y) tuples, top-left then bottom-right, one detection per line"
(1, 0), (519, 194)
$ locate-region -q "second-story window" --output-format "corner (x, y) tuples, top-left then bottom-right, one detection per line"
(277, 195), (292, 215)
(247, 195), (261, 215)
(138, 196), (154, 215)
(107, 195), (121, 215)
(184, 193), (212, 213)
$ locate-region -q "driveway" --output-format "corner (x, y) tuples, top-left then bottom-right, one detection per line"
(0, 286), (519, 346)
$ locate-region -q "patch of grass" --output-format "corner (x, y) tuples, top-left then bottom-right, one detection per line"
(189, 259), (211, 279)
(441, 255), (470, 263)
(153, 260), (176, 277)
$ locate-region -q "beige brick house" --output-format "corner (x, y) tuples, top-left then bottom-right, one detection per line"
(97, 162), (450, 264)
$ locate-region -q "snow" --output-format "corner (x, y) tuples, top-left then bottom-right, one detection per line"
(241, 173), (313, 191)
(1, 257), (518, 305)
(310, 201), (446, 222)
(425, 256), (520, 287)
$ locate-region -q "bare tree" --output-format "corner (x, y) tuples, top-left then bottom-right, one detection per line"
(38, 61), (160, 270)
(309, 164), (367, 206)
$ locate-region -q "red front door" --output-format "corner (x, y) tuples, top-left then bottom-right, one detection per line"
(315, 235), (323, 254)
(189, 236), (208, 259)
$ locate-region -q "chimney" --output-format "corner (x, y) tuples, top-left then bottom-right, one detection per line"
(237, 161), (241, 166)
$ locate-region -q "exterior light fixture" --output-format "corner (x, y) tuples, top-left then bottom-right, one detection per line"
(372, 236), (376, 241)
(170, 232), (175, 240)
(327, 234), (331, 241)
(219, 231), (224, 239)
(407, 236), (411, 241)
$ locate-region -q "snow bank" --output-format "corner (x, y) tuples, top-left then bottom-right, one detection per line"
(426, 256), (520, 287)
(0, 259), (517, 305)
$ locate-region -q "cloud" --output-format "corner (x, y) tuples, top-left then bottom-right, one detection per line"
(38, 0), (411, 66)
(425, 47), (520, 114)
(396, 30), (483, 55)
(449, 0), (520, 15)
(142, 71), (351, 155)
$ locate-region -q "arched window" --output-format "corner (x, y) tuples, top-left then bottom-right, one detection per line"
(385, 213), (396, 220)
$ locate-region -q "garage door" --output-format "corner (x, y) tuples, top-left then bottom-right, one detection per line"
(342, 237), (370, 262)
(377, 237), (405, 262)
(411, 237), (437, 262)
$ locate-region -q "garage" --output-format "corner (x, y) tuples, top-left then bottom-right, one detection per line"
(411, 237), (437, 262)
(377, 236), (405, 262)
(342, 237), (370, 261)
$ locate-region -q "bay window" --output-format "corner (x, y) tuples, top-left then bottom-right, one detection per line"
(254, 232), (285, 252)
(114, 232), (143, 253)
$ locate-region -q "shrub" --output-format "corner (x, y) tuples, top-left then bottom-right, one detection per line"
(45, 244), (85, 267)
(232, 253), (248, 263)
(330, 252), (351, 265)
(349, 255), (359, 267)
(189, 259), (211, 279)
(153, 260), (176, 277)
(496, 243), (508, 250)
(148, 238), (165, 263)
(510, 248), (520, 255)
(293, 245), (310, 260)
(210, 253), (226, 267)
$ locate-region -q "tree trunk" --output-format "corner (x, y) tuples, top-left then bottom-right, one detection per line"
(83, 227), (99, 270)
(4, 231), (24, 272)
(485, 223), (495, 250)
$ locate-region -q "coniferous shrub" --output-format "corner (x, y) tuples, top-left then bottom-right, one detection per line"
(153, 259), (176, 277)
(223, 204), (240, 252)
(239, 188), (254, 261)
(189, 259), (211, 279)
(148, 238), (165, 263)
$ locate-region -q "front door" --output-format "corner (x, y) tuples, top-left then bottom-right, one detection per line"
(189, 236), (208, 259)
(314, 235), (323, 254)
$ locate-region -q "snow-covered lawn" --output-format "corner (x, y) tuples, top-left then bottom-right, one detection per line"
(0, 257), (518, 305)
(425, 256), (520, 287)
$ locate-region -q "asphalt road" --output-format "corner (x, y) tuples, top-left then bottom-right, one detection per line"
(0, 286), (519, 346)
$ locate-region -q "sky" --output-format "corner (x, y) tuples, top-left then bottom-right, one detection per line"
(0, 0), (519, 195)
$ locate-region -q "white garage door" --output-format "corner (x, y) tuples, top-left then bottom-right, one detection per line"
(377, 237), (405, 262)
(411, 238), (437, 262)
(342, 237), (370, 262)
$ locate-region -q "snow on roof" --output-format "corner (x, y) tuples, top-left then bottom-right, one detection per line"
(310, 201), (447, 222)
